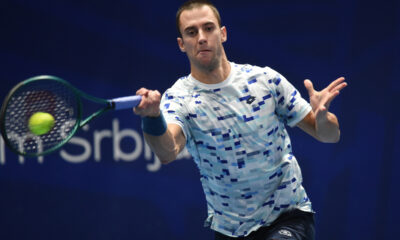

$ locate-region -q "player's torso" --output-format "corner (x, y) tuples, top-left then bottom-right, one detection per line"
(184, 66), (292, 180)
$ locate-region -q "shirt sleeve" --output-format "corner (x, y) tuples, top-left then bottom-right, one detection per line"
(265, 67), (312, 127)
(160, 88), (190, 142)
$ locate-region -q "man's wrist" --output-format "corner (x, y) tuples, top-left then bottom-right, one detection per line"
(141, 112), (167, 136)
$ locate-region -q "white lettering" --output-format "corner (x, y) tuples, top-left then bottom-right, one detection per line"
(60, 136), (91, 163)
(0, 136), (4, 165)
(144, 140), (152, 160)
(94, 129), (112, 162)
(144, 141), (161, 172)
(59, 120), (91, 163)
(0, 118), (192, 172)
(147, 155), (161, 172)
(7, 131), (44, 164)
(113, 119), (142, 162)
(38, 155), (44, 164)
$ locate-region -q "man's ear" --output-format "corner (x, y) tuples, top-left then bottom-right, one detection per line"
(221, 26), (227, 43)
(177, 37), (186, 52)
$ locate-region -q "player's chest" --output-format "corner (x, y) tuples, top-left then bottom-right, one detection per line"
(185, 86), (276, 132)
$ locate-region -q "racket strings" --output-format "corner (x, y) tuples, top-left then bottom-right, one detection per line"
(4, 80), (79, 155)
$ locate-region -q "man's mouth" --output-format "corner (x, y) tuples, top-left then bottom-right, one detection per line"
(198, 49), (211, 53)
(198, 49), (211, 55)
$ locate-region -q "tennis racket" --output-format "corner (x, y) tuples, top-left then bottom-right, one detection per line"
(0, 75), (142, 157)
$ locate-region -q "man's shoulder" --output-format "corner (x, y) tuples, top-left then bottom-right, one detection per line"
(163, 75), (193, 97)
(231, 62), (275, 76)
(230, 62), (281, 84)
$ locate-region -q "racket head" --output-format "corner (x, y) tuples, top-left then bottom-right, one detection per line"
(0, 75), (82, 157)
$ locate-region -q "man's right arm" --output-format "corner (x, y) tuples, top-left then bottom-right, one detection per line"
(144, 123), (186, 164)
(133, 88), (186, 164)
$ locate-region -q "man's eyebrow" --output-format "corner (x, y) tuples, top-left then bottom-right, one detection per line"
(183, 21), (216, 32)
(203, 22), (216, 27)
(183, 26), (197, 33)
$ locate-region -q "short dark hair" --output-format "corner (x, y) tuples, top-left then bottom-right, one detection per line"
(176, 0), (222, 37)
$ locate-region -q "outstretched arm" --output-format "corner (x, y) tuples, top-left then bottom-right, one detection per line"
(134, 88), (186, 164)
(297, 77), (347, 143)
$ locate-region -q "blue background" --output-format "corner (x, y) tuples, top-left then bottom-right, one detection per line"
(0, 0), (399, 239)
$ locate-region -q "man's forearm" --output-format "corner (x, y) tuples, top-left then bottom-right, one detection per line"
(144, 130), (179, 164)
(143, 123), (186, 164)
(316, 112), (340, 143)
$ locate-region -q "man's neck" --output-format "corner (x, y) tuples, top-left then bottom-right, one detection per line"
(191, 59), (231, 84)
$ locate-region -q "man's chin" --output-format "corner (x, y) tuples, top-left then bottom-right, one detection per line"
(196, 59), (219, 71)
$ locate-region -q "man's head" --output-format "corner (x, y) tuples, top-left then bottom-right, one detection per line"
(176, 0), (228, 73)
(176, 0), (222, 38)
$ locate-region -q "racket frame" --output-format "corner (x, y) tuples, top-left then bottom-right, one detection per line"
(0, 75), (117, 157)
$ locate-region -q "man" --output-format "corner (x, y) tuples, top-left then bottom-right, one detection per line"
(134, 0), (347, 239)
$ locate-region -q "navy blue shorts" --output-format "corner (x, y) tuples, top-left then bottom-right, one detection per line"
(214, 209), (315, 240)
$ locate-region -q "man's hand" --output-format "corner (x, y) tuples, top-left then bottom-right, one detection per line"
(297, 77), (347, 143)
(132, 87), (186, 164)
(133, 88), (162, 117)
(304, 77), (347, 123)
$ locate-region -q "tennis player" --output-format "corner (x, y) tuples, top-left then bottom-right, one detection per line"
(134, 0), (347, 239)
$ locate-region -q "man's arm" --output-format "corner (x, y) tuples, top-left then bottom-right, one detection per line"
(296, 77), (347, 143)
(144, 123), (186, 164)
(297, 110), (340, 143)
(133, 88), (186, 164)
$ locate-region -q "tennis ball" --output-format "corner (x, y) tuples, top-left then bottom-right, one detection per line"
(28, 112), (55, 136)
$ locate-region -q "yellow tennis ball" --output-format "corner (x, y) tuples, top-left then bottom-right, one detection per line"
(28, 112), (55, 136)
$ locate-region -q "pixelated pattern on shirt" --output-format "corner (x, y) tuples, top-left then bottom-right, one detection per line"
(160, 63), (312, 237)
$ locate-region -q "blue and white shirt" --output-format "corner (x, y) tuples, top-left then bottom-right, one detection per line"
(160, 62), (313, 237)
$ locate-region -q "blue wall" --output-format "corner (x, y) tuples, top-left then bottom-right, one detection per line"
(0, 0), (399, 239)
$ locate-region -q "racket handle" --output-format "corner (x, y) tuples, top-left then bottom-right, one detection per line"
(110, 95), (142, 110)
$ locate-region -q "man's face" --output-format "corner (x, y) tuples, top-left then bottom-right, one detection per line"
(177, 5), (227, 72)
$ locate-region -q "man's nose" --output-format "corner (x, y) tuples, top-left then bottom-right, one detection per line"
(198, 30), (207, 44)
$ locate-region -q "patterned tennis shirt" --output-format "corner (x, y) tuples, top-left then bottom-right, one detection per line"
(160, 62), (313, 237)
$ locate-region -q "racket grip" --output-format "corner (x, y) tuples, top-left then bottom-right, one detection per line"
(111, 95), (142, 110)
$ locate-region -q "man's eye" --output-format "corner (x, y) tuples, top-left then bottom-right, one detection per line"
(206, 26), (214, 31)
(186, 30), (196, 36)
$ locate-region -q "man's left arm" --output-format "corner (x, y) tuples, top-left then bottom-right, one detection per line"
(296, 77), (347, 143)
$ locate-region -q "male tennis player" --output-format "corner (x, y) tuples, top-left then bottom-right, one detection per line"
(134, 0), (347, 239)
